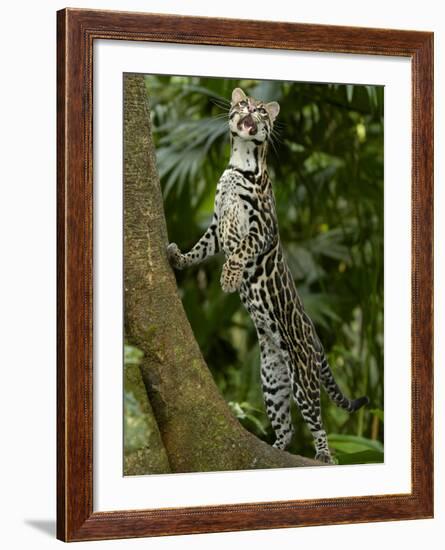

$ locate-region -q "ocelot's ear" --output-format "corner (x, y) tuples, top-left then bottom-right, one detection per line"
(266, 101), (280, 122)
(232, 88), (247, 105)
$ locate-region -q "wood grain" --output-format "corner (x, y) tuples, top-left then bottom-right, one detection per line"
(57, 8), (434, 542)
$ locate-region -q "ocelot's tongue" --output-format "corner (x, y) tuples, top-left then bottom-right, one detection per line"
(240, 115), (257, 135)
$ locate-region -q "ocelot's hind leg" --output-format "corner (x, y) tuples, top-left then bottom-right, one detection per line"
(259, 333), (293, 450)
(290, 361), (334, 464)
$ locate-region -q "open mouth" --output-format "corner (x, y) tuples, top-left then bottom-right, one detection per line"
(238, 114), (257, 135)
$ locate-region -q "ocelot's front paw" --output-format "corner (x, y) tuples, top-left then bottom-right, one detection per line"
(167, 242), (185, 270)
(220, 260), (243, 293)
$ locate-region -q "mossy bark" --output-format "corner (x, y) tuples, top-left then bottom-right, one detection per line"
(124, 363), (171, 475)
(123, 74), (318, 473)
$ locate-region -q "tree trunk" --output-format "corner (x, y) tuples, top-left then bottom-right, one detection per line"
(124, 362), (171, 475)
(123, 74), (318, 473)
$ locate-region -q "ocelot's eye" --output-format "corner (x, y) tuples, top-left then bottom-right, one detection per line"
(259, 107), (267, 114)
(239, 100), (247, 107)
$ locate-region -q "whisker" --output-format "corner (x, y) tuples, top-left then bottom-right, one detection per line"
(210, 98), (230, 111)
(211, 96), (231, 105)
(210, 113), (230, 121)
(270, 126), (284, 142)
(267, 128), (279, 148)
(273, 121), (287, 131)
(270, 134), (284, 146)
(268, 135), (279, 157)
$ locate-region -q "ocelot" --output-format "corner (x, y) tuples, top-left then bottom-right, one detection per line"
(167, 87), (369, 464)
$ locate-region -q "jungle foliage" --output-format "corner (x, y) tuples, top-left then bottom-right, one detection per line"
(125, 74), (384, 466)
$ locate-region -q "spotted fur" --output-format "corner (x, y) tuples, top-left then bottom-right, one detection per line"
(167, 87), (369, 464)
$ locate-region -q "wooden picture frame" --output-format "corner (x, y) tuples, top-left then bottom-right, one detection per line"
(57, 8), (434, 542)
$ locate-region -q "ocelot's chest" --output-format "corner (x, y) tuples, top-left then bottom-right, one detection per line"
(216, 170), (252, 254)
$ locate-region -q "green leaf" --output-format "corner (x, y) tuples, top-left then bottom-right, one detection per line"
(328, 434), (383, 453)
(228, 401), (268, 435)
(228, 401), (245, 419)
(336, 450), (384, 465)
(124, 344), (143, 366)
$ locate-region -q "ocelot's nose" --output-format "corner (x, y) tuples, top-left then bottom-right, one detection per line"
(248, 104), (256, 113)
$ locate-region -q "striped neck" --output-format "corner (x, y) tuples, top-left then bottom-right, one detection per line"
(229, 135), (268, 177)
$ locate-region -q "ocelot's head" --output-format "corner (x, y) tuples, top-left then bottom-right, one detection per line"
(229, 88), (280, 143)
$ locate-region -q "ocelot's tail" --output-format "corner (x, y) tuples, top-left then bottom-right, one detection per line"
(320, 358), (369, 413)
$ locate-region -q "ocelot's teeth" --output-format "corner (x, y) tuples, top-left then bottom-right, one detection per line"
(238, 114), (257, 134)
